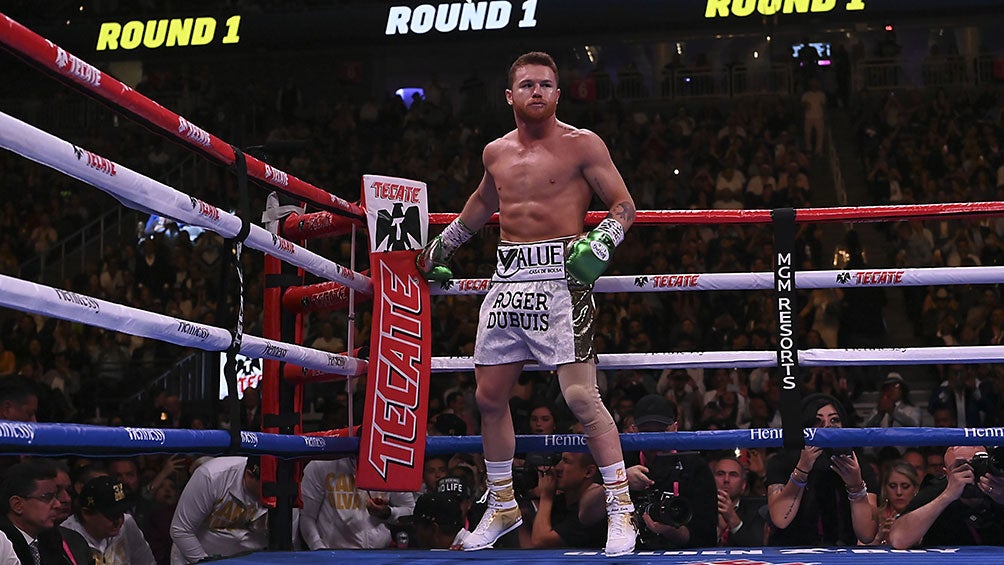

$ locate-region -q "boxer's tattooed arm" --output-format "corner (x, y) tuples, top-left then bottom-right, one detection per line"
(610, 200), (636, 224)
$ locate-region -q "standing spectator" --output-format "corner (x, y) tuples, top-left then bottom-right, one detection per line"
(863, 373), (923, 428)
(299, 457), (414, 549)
(837, 230), (887, 393)
(801, 78), (826, 156)
(0, 461), (93, 565)
(929, 364), (993, 428)
(61, 476), (155, 565)
(169, 457), (266, 564)
(765, 393), (879, 545)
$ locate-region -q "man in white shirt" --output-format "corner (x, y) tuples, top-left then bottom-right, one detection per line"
(169, 457), (267, 564)
(299, 457), (415, 549)
(801, 78), (827, 156)
(62, 476), (155, 565)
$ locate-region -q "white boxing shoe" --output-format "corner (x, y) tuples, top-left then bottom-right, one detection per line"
(604, 481), (637, 557)
(462, 479), (522, 551)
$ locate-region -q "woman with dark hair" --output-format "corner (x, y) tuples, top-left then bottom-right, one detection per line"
(765, 393), (880, 545)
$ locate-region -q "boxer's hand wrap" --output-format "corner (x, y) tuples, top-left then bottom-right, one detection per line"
(566, 217), (625, 285)
(416, 217), (475, 282)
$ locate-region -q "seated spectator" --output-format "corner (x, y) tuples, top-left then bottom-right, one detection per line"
(709, 453), (766, 546)
(869, 460), (919, 546)
(406, 492), (466, 549)
(169, 456), (266, 563)
(888, 445), (1004, 548)
(744, 164), (776, 208)
(140, 471), (179, 565)
(61, 476), (155, 565)
(0, 460), (92, 565)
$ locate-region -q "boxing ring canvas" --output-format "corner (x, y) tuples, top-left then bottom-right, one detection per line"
(215, 546), (1004, 564)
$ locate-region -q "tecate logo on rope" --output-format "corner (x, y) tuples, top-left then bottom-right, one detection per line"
(177, 117), (211, 147)
(189, 197), (221, 223)
(270, 234), (295, 256)
(385, 1), (538, 35)
(72, 146), (116, 177)
(241, 431), (259, 447)
(53, 47), (101, 87)
(264, 164), (289, 187)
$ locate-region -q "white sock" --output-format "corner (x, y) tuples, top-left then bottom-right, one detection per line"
(485, 459), (513, 486)
(598, 461), (628, 486)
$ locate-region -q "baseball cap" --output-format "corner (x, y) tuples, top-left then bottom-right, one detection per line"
(633, 394), (677, 429)
(79, 476), (132, 519)
(403, 492), (463, 529)
(433, 413), (467, 436)
(436, 476), (472, 500)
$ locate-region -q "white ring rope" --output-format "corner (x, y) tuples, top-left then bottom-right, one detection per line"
(431, 266), (1004, 296)
(431, 345), (1004, 372)
(0, 111), (371, 294)
(0, 273), (367, 377)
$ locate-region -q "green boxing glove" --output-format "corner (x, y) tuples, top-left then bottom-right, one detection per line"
(416, 217), (475, 282)
(566, 217), (625, 285)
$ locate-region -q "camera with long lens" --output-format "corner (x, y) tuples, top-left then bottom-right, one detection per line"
(634, 487), (693, 527)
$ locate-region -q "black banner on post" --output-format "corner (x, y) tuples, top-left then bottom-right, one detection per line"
(772, 208), (804, 451)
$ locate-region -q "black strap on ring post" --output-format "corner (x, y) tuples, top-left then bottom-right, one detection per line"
(219, 146), (252, 454)
(771, 208), (805, 451)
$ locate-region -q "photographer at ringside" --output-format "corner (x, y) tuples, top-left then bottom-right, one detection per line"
(592, 394), (715, 549)
(888, 445), (1004, 548)
(524, 452), (607, 549)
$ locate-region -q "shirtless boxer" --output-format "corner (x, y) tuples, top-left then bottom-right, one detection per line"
(417, 51), (637, 556)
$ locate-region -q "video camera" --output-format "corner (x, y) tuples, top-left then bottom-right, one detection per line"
(634, 487), (693, 528)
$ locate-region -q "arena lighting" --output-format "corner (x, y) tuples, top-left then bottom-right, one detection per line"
(885, 24), (894, 31)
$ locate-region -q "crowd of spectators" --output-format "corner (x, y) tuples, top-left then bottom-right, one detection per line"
(2, 41), (1004, 558)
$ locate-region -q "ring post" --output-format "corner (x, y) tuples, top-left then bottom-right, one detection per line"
(772, 207), (805, 451)
(355, 175), (433, 491)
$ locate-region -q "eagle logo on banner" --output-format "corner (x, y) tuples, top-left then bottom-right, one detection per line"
(375, 202), (422, 252)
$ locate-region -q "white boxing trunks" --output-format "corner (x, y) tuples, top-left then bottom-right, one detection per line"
(474, 238), (596, 367)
